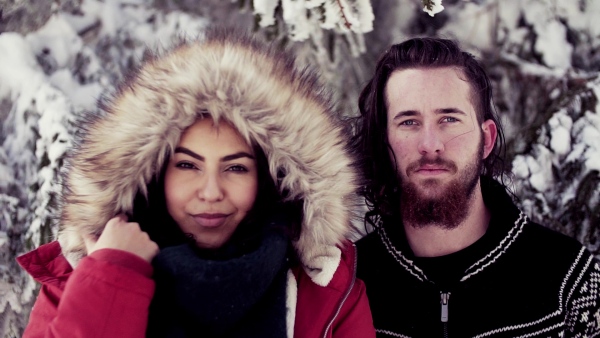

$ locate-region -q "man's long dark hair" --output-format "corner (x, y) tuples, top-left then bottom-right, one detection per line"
(352, 37), (509, 229)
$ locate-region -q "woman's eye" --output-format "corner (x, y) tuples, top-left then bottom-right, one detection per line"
(175, 161), (196, 169)
(226, 165), (248, 172)
(399, 120), (416, 126)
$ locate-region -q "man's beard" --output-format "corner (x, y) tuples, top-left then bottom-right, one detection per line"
(399, 144), (484, 230)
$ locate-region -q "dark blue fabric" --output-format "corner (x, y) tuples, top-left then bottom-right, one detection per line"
(147, 230), (289, 338)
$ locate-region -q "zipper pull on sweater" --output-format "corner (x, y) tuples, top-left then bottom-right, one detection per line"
(440, 292), (450, 322)
(441, 292), (450, 338)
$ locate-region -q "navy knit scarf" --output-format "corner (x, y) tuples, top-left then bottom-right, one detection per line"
(147, 231), (289, 338)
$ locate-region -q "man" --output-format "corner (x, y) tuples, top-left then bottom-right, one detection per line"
(354, 37), (600, 337)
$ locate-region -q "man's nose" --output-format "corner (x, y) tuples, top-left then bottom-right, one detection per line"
(417, 126), (445, 155)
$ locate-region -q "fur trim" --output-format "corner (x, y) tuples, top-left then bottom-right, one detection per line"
(56, 29), (359, 268)
(302, 246), (342, 286)
(286, 270), (297, 338)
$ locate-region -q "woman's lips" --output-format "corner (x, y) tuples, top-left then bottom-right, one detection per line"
(192, 213), (229, 228)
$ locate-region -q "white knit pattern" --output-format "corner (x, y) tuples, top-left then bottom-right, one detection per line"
(472, 248), (600, 338)
(377, 224), (428, 282)
(566, 259), (600, 337)
(461, 212), (527, 281)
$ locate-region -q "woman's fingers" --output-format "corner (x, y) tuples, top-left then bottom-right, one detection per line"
(88, 214), (159, 262)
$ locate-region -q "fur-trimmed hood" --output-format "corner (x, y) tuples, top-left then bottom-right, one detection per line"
(56, 29), (359, 281)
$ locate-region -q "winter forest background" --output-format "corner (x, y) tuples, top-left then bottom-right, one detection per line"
(0, 0), (599, 336)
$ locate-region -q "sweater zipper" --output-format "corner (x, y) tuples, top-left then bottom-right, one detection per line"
(322, 244), (358, 338)
(441, 292), (450, 338)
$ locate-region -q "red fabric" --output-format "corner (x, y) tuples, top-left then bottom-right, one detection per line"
(18, 241), (375, 338)
(17, 242), (155, 338)
(293, 241), (376, 338)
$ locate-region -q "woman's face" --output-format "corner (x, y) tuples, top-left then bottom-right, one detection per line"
(164, 118), (258, 249)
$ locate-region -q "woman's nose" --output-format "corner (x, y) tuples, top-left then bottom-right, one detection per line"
(197, 173), (224, 202)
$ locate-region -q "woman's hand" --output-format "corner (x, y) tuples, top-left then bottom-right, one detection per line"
(84, 214), (159, 262)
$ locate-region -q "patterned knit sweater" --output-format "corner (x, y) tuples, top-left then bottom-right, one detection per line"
(356, 178), (600, 338)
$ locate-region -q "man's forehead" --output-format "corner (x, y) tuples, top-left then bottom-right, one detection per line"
(384, 67), (474, 110)
(385, 67), (467, 90)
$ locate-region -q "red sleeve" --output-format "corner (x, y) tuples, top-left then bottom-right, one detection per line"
(23, 250), (155, 338)
(332, 278), (376, 338)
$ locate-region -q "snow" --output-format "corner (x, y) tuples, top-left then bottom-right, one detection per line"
(556, 0), (600, 36)
(99, 0), (132, 36)
(423, 0), (444, 17)
(282, 0), (311, 41)
(440, 2), (496, 51)
(535, 20), (572, 69)
(261, 0), (373, 42)
(254, 0), (279, 27)
(575, 113), (600, 172)
(548, 110), (573, 157)
(514, 146), (554, 193)
(49, 69), (104, 110)
(528, 145), (554, 193)
(0, 33), (45, 100)
(27, 19), (80, 69)
(0, 0), (599, 335)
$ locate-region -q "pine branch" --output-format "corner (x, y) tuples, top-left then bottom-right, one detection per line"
(422, 0), (435, 11)
(335, 0), (352, 29)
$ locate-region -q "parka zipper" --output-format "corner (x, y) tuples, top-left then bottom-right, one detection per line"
(441, 292), (450, 338)
(322, 244), (358, 338)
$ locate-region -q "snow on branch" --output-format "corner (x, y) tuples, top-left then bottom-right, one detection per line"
(253, 0), (374, 42)
(422, 0), (444, 17)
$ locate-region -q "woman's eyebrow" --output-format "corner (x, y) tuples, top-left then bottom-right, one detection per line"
(174, 147), (255, 162)
(222, 152), (255, 161)
(175, 147), (204, 161)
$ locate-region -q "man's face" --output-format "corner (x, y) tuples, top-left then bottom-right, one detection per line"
(385, 67), (496, 228)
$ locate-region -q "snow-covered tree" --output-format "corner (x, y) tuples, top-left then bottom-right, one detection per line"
(1, 0), (599, 337)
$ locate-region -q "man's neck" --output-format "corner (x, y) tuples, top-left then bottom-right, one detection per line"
(403, 186), (491, 258)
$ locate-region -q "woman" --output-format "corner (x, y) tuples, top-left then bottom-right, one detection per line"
(17, 29), (375, 337)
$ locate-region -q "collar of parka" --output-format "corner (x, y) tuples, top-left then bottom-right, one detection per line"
(56, 29), (359, 286)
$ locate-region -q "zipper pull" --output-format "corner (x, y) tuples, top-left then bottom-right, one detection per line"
(440, 292), (450, 323)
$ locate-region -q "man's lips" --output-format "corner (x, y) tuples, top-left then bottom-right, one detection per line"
(407, 159), (457, 177)
(192, 213), (230, 228)
(415, 164), (450, 173)
(413, 168), (449, 177)
(417, 164), (449, 171)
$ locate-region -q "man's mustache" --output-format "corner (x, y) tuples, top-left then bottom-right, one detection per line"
(406, 157), (458, 176)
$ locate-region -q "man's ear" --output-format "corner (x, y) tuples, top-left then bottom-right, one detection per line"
(481, 119), (497, 159)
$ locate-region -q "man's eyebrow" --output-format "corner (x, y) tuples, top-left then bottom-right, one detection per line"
(174, 147), (255, 162)
(435, 108), (467, 115)
(391, 110), (419, 121)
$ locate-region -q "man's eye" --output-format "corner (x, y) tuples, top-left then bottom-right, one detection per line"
(400, 120), (416, 126)
(442, 116), (459, 123)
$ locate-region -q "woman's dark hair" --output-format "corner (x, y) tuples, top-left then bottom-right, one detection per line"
(352, 37), (508, 228)
(131, 134), (302, 258)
